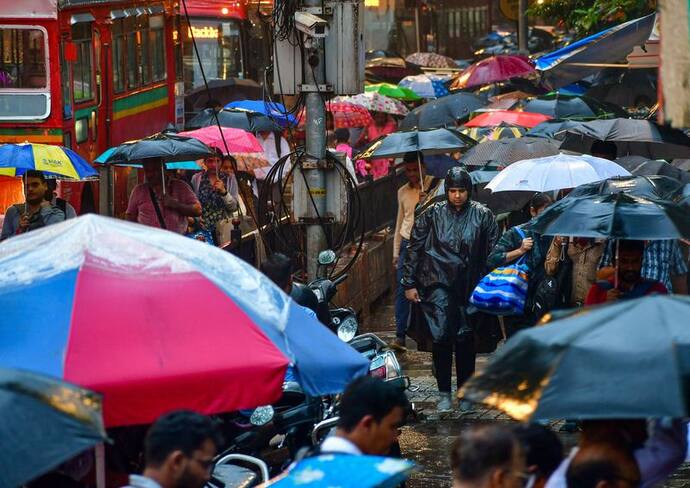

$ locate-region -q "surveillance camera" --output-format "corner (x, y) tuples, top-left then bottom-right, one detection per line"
(295, 11), (329, 38)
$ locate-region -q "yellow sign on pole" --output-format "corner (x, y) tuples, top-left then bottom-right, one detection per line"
(499, 0), (533, 21)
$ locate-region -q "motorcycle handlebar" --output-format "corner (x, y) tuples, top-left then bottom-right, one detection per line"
(332, 274), (347, 286)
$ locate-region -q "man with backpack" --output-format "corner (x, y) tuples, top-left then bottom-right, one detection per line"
(585, 240), (667, 305)
(1, 170), (66, 240)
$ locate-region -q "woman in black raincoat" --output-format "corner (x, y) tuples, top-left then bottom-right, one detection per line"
(402, 167), (498, 412)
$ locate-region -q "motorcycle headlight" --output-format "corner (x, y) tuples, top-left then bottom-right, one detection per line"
(337, 315), (358, 342)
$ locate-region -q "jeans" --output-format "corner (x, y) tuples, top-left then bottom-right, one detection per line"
(432, 335), (476, 393)
(394, 239), (410, 340)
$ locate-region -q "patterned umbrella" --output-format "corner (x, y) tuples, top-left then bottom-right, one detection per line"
(297, 101), (374, 129)
(459, 137), (561, 168)
(0, 143), (97, 179)
(398, 74), (451, 99)
(336, 93), (408, 116)
(465, 110), (552, 128)
(365, 83), (421, 101)
(405, 52), (458, 69)
(450, 55), (535, 90)
(178, 126), (270, 173)
(460, 124), (526, 143)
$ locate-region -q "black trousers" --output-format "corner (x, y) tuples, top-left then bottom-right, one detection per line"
(432, 334), (476, 393)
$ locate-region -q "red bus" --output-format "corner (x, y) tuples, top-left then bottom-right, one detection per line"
(0, 0), (179, 216)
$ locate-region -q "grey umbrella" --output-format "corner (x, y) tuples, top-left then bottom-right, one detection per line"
(399, 93), (487, 130)
(459, 137), (561, 168)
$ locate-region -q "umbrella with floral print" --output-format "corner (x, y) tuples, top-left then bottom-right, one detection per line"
(405, 52), (458, 69)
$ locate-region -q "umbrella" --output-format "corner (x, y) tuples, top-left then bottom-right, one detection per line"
(459, 137), (561, 168)
(186, 108), (283, 133)
(98, 132), (212, 165)
(614, 156), (690, 183)
(558, 118), (690, 160)
(336, 93), (408, 116)
(523, 93), (627, 120)
(422, 154), (462, 178)
(449, 55), (535, 90)
(405, 52), (458, 69)
(184, 78), (262, 114)
(94, 148), (201, 171)
(486, 153), (630, 192)
(465, 111), (552, 128)
(567, 175), (685, 200)
(365, 83), (421, 101)
(536, 13), (656, 90)
(357, 127), (475, 160)
(525, 119), (584, 139)
(268, 455), (416, 488)
(672, 159), (690, 172)
(460, 124), (526, 143)
(399, 93), (487, 130)
(585, 68), (657, 108)
(365, 56), (422, 84)
(0, 368), (106, 488)
(178, 127), (270, 173)
(0, 143), (97, 179)
(225, 100), (298, 126)
(460, 295), (690, 420)
(398, 74), (451, 99)
(0, 215), (369, 427)
(526, 192), (690, 240)
(297, 101), (374, 129)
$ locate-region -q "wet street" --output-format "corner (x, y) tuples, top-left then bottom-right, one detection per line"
(363, 292), (690, 488)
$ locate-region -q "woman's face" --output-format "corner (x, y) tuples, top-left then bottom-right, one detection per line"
(374, 112), (388, 125)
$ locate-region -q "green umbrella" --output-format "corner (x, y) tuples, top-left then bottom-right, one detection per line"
(365, 83), (421, 102)
(460, 295), (690, 421)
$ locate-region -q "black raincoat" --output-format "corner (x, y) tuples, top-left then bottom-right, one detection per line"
(401, 197), (498, 350)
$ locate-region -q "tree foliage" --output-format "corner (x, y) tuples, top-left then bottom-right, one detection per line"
(528, 0), (655, 36)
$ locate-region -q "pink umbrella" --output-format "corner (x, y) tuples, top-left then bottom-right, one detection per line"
(297, 101), (374, 129)
(464, 110), (551, 128)
(450, 55), (535, 90)
(179, 126), (269, 173)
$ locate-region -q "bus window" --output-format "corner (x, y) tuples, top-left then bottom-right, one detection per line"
(72, 23), (94, 102)
(112, 19), (126, 93)
(150, 15), (166, 81)
(60, 41), (72, 119)
(140, 14), (151, 85)
(182, 19), (242, 91)
(0, 26), (50, 119)
(125, 17), (140, 89)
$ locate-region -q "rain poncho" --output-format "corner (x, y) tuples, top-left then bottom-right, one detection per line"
(402, 168), (498, 348)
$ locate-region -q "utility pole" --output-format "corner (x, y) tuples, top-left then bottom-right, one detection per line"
(414, 2), (421, 53)
(518, 0), (528, 54)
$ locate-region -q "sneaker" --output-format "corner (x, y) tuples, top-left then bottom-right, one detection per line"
(389, 337), (407, 353)
(437, 392), (453, 413)
(459, 399), (474, 412)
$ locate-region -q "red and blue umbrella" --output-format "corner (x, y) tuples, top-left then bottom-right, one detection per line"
(0, 215), (368, 427)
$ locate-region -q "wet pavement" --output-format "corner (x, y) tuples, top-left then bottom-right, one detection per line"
(362, 292), (690, 488)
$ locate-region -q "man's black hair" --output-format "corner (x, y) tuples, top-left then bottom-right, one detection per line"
(450, 424), (518, 482)
(260, 253), (293, 290)
(618, 239), (645, 255)
(529, 192), (552, 211)
(590, 140), (618, 160)
(337, 376), (410, 432)
(513, 423), (563, 477)
(144, 410), (221, 467)
(24, 170), (47, 183)
(334, 128), (350, 143)
(403, 151), (422, 164)
(567, 445), (639, 488)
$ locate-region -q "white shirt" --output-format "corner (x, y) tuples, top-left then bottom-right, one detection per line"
(320, 435), (362, 455)
(255, 132), (291, 181)
(121, 474), (163, 488)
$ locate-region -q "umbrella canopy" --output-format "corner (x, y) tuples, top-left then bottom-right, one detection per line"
(525, 119), (584, 139)
(559, 118), (690, 160)
(178, 127), (269, 173)
(399, 93), (487, 130)
(398, 74), (451, 99)
(184, 78), (262, 113)
(459, 137), (561, 168)
(614, 156), (690, 183)
(523, 93), (627, 120)
(337, 93), (409, 116)
(450, 55), (535, 90)
(365, 83), (421, 101)
(536, 13), (656, 90)
(0, 143), (97, 179)
(357, 128), (475, 160)
(461, 295), (690, 420)
(405, 52), (458, 68)
(297, 101), (374, 129)
(465, 111), (552, 128)
(460, 124), (527, 143)
(672, 159), (690, 172)
(97, 132), (213, 165)
(365, 57), (422, 84)
(568, 175), (685, 200)
(0, 215), (369, 427)
(0, 368), (106, 488)
(186, 108), (283, 133)
(268, 455), (416, 488)
(94, 148), (201, 171)
(486, 153), (630, 192)
(225, 100), (298, 126)
(585, 68), (657, 108)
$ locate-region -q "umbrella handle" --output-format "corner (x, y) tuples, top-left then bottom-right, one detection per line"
(417, 152), (424, 192)
(161, 162), (166, 196)
(614, 239), (619, 289)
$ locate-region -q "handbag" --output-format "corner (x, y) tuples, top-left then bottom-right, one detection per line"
(531, 241), (573, 318)
(470, 227), (530, 316)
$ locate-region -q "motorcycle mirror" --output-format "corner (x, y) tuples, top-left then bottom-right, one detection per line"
(317, 250), (337, 266)
(250, 406), (275, 426)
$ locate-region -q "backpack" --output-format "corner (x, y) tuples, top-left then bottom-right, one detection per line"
(531, 242), (572, 319)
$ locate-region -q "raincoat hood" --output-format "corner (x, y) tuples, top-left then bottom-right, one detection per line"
(445, 167), (473, 200)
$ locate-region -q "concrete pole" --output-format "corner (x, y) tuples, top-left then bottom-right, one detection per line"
(414, 4), (421, 53)
(518, 0), (529, 54)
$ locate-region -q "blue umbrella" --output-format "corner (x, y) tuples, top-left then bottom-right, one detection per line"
(399, 74), (451, 99)
(268, 455), (415, 488)
(536, 14), (656, 89)
(95, 147), (201, 170)
(226, 100), (298, 126)
(0, 143), (97, 179)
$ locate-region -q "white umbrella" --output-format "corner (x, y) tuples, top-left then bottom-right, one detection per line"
(486, 153), (631, 192)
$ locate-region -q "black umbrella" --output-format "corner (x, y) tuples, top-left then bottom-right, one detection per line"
(399, 93), (487, 130)
(459, 137), (561, 168)
(364, 56), (422, 84)
(559, 118), (690, 159)
(184, 78), (262, 114)
(615, 156), (690, 183)
(525, 119), (584, 139)
(186, 108), (282, 133)
(523, 93), (627, 120)
(461, 295), (690, 421)
(568, 175), (685, 200)
(585, 68), (657, 108)
(527, 192), (690, 240)
(357, 128), (476, 160)
(0, 368), (106, 488)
